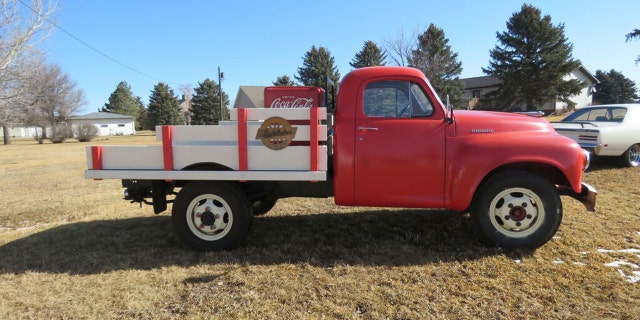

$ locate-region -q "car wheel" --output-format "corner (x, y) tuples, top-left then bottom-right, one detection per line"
(471, 171), (562, 249)
(251, 198), (278, 216)
(621, 144), (640, 167)
(172, 181), (252, 251)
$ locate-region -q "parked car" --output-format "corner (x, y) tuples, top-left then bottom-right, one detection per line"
(551, 104), (640, 167)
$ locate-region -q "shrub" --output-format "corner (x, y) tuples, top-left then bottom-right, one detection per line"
(76, 124), (99, 142)
(50, 125), (74, 143)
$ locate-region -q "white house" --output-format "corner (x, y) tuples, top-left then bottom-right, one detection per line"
(68, 112), (136, 136)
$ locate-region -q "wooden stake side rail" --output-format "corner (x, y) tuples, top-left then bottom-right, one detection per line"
(86, 107), (328, 182)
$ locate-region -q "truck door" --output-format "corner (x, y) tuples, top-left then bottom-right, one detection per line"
(354, 80), (446, 208)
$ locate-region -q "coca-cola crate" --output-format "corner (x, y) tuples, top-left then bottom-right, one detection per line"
(264, 86), (325, 108)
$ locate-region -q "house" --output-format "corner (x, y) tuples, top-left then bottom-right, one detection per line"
(462, 65), (598, 113)
(68, 112), (136, 136)
(178, 95), (192, 125)
(0, 126), (45, 139)
(233, 86), (267, 108)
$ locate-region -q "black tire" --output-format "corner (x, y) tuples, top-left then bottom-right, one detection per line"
(471, 171), (562, 249)
(620, 144), (640, 167)
(251, 198), (278, 216)
(172, 181), (252, 251)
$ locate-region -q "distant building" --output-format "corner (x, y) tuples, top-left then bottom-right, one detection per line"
(178, 95), (192, 125)
(462, 65), (598, 113)
(234, 86), (267, 108)
(0, 126), (43, 139)
(68, 112), (136, 136)
(1, 112), (136, 139)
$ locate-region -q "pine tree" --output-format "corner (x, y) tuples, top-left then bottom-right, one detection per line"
(483, 4), (584, 111)
(134, 96), (146, 130)
(102, 81), (140, 119)
(295, 45), (340, 87)
(146, 82), (184, 129)
(408, 24), (465, 107)
(273, 75), (296, 86)
(593, 69), (639, 104)
(190, 78), (229, 125)
(626, 28), (640, 64)
(350, 41), (387, 68)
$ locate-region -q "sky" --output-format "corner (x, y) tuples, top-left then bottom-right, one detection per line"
(38, 0), (640, 114)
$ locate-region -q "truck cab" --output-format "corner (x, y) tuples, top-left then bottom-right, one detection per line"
(333, 67), (447, 208)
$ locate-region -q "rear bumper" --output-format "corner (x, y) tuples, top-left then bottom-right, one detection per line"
(558, 183), (597, 212)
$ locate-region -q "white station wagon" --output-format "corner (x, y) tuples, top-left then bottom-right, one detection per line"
(551, 104), (640, 167)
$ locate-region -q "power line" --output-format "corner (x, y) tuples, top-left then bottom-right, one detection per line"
(18, 0), (167, 84)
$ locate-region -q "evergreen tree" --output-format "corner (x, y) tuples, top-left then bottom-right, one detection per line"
(295, 45), (340, 88)
(134, 96), (147, 130)
(101, 81), (140, 119)
(593, 69), (639, 104)
(408, 24), (465, 107)
(626, 28), (640, 64)
(483, 4), (584, 111)
(350, 40), (387, 68)
(273, 75), (296, 86)
(190, 78), (229, 125)
(146, 82), (184, 129)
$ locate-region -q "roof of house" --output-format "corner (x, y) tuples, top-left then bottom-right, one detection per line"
(462, 76), (501, 90)
(69, 112), (134, 120)
(462, 65), (598, 90)
(576, 65), (599, 83)
(233, 86), (266, 108)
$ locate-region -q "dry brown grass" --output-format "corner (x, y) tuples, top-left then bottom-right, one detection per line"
(1, 134), (639, 319)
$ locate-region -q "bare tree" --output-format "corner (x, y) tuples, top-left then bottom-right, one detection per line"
(0, 53), (43, 143)
(25, 63), (86, 143)
(384, 28), (417, 66)
(0, 0), (57, 144)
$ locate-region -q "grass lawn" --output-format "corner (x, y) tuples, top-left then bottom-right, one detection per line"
(0, 132), (639, 319)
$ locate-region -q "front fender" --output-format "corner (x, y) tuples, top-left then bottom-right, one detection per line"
(444, 133), (588, 211)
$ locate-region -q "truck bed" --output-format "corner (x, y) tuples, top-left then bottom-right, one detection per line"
(85, 107), (328, 181)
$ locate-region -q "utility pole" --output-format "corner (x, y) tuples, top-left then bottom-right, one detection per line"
(218, 66), (224, 122)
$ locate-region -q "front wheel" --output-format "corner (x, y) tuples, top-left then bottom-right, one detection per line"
(471, 171), (562, 249)
(621, 144), (640, 167)
(172, 181), (252, 251)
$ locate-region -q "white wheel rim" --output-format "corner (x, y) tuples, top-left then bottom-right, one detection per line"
(489, 187), (545, 238)
(186, 194), (233, 241)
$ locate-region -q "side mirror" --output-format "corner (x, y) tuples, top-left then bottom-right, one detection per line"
(445, 95), (454, 124)
(324, 76), (336, 113)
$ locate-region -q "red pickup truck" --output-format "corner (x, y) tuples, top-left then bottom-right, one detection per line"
(86, 66), (596, 251)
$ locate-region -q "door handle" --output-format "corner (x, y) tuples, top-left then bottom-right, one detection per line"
(358, 127), (379, 131)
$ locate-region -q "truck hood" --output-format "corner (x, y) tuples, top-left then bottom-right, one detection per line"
(453, 110), (555, 136)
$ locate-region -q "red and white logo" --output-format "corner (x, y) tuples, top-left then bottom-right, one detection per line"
(269, 97), (314, 109)
(264, 86), (324, 109)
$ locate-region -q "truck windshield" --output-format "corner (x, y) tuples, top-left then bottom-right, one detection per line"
(363, 81), (433, 118)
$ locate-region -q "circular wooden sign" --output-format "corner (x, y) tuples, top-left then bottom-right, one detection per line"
(255, 117), (298, 150)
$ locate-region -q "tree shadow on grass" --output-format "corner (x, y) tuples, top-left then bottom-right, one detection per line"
(0, 209), (528, 275)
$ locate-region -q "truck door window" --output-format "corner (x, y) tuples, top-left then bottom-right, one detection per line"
(363, 81), (433, 118)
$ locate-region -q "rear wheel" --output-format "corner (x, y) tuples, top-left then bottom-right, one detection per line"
(621, 144), (640, 167)
(251, 198), (278, 216)
(172, 181), (252, 251)
(471, 171), (562, 249)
